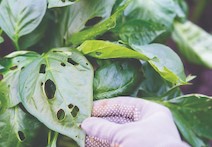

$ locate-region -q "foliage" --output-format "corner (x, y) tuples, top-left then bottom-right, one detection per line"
(0, 0), (211, 146)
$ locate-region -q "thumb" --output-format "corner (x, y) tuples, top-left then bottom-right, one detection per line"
(81, 117), (119, 140)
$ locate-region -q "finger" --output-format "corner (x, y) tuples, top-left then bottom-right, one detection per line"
(92, 97), (172, 120)
(81, 117), (120, 140)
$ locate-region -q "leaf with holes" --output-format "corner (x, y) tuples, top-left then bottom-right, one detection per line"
(48, 0), (77, 8)
(0, 0), (46, 46)
(0, 51), (40, 108)
(173, 21), (212, 69)
(19, 48), (93, 147)
(94, 59), (142, 100)
(163, 94), (212, 147)
(0, 105), (48, 147)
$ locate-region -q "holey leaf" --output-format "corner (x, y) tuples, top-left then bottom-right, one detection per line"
(164, 94), (212, 147)
(19, 48), (93, 147)
(0, 106), (48, 147)
(0, 51), (40, 107)
(0, 0), (46, 43)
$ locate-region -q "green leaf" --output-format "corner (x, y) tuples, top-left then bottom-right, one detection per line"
(94, 59), (142, 100)
(0, 105), (48, 147)
(164, 94), (212, 147)
(48, 0), (77, 8)
(78, 40), (149, 61)
(0, 28), (3, 44)
(124, 0), (183, 28)
(173, 21), (212, 69)
(132, 43), (186, 84)
(0, 51), (40, 108)
(118, 20), (166, 46)
(19, 48), (93, 147)
(68, 0), (130, 45)
(59, 0), (116, 45)
(0, 0), (47, 48)
(137, 62), (182, 99)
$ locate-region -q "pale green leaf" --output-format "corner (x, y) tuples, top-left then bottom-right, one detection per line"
(0, 51), (40, 107)
(19, 48), (93, 147)
(0, 106), (48, 147)
(0, 0), (47, 43)
(173, 21), (212, 69)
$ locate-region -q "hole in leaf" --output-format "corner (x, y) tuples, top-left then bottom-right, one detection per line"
(61, 63), (66, 67)
(71, 106), (79, 117)
(85, 17), (102, 27)
(67, 58), (78, 65)
(41, 82), (43, 86)
(57, 109), (65, 120)
(18, 103), (28, 114)
(68, 104), (73, 109)
(61, 0), (65, 2)
(21, 67), (25, 70)
(39, 64), (46, 74)
(95, 52), (102, 56)
(0, 74), (3, 81)
(10, 65), (18, 70)
(44, 79), (56, 99)
(18, 131), (25, 141)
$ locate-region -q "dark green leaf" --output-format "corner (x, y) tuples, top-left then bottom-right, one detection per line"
(0, 0), (47, 48)
(48, 0), (77, 8)
(173, 21), (212, 69)
(19, 48), (93, 146)
(137, 62), (182, 99)
(132, 43), (186, 84)
(124, 0), (183, 28)
(0, 105), (48, 147)
(94, 59), (142, 100)
(78, 40), (149, 61)
(0, 51), (40, 107)
(118, 20), (166, 46)
(165, 94), (212, 146)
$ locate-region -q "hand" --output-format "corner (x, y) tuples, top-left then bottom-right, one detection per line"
(82, 97), (189, 147)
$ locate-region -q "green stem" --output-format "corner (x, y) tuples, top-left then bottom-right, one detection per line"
(14, 37), (20, 51)
(47, 130), (59, 147)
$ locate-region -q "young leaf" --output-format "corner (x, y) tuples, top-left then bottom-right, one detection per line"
(165, 94), (212, 146)
(59, 0), (116, 45)
(132, 43), (186, 84)
(173, 21), (212, 69)
(124, 0), (183, 28)
(48, 0), (76, 8)
(0, 51), (40, 108)
(19, 48), (93, 147)
(78, 40), (149, 61)
(94, 59), (142, 100)
(118, 20), (166, 46)
(68, 0), (130, 45)
(0, 106), (48, 147)
(0, 0), (47, 49)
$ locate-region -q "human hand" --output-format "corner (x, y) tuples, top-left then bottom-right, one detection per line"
(82, 97), (189, 147)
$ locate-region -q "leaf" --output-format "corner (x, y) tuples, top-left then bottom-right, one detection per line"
(78, 40), (149, 61)
(68, 0), (130, 45)
(0, 29), (4, 44)
(19, 48), (93, 147)
(173, 21), (212, 69)
(0, 105), (48, 147)
(132, 43), (186, 84)
(79, 40), (186, 84)
(0, 0), (47, 45)
(0, 51), (40, 107)
(94, 59), (142, 100)
(59, 0), (116, 45)
(124, 0), (184, 28)
(118, 20), (166, 46)
(48, 0), (77, 8)
(164, 94), (212, 147)
(137, 62), (182, 99)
